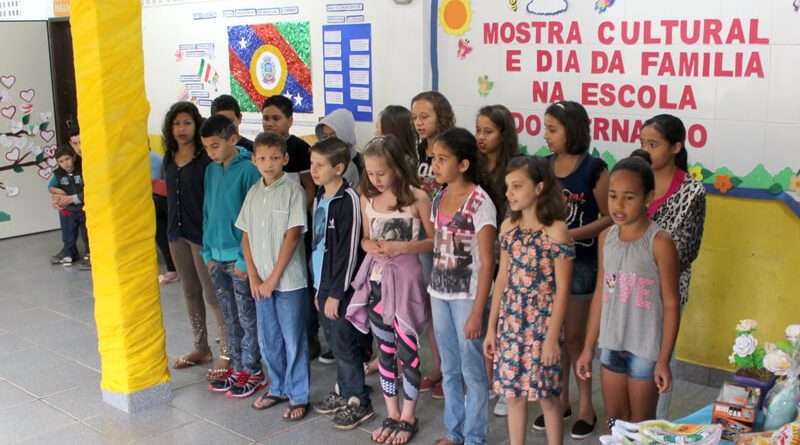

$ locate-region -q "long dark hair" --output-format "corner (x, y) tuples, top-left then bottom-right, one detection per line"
(507, 156), (565, 226)
(379, 105), (418, 167)
(544, 100), (591, 155)
(359, 135), (419, 210)
(436, 127), (493, 198)
(162, 101), (203, 167)
(411, 91), (456, 138)
(642, 114), (688, 171)
(477, 105), (519, 215)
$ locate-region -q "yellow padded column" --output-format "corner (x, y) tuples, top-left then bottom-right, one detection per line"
(71, 0), (169, 395)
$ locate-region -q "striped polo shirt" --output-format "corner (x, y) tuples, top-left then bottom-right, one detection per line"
(235, 173), (308, 291)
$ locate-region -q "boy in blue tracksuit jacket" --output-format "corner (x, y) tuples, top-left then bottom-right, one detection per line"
(308, 137), (374, 431)
(199, 115), (265, 399)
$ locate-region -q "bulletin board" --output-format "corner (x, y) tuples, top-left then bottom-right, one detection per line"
(434, 0), (800, 215)
(0, 21), (59, 238)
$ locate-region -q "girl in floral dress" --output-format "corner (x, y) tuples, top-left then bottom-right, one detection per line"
(484, 156), (575, 445)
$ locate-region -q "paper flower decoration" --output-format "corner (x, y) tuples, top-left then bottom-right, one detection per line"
(715, 174), (733, 193)
(785, 325), (800, 344)
(688, 165), (704, 182)
(737, 319), (758, 333)
(763, 349), (793, 376)
(734, 334), (758, 357)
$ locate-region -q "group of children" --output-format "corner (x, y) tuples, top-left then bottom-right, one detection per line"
(158, 90), (706, 445)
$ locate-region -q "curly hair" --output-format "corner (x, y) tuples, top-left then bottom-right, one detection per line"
(161, 101), (203, 167)
(411, 91), (456, 137)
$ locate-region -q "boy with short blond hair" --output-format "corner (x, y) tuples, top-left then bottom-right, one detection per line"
(237, 131), (311, 420)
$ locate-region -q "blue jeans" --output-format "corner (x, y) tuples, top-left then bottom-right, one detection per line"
(60, 210), (88, 258)
(256, 288), (310, 403)
(600, 349), (657, 381)
(208, 261), (260, 374)
(431, 297), (488, 445)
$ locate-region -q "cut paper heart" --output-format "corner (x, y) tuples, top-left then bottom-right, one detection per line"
(46, 157), (58, 168)
(44, 145), (56, 157)
(0, 75), (15, 88)
(19, 89), (35, 102)
(38, 166), (53, 179)
(5, 147), (20, 161)
(40, 130), (54, 142)
(0, 106), (14, 119)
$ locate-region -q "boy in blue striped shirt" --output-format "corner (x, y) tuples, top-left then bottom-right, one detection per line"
(237, 132), (311, 420)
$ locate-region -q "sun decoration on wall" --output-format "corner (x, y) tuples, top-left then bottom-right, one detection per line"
(439, 0), (473, 36)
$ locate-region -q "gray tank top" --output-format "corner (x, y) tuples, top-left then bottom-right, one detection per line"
(599, 222), (665, 362)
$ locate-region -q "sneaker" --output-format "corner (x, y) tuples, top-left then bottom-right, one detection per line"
(493, 395), (508, 417)
(570, 417), (597, 440)
(533, 407), (572, 431)
(431, 382), (444, 399)
(79, 254), (91, 270)
(207, 368), (237, 393)
(50, 248), (65, 264)
(314, 391), (348, 414)
(332, 397), (375, 430)
(61, 256), (74, 267)
(318, 350), (336, 365)
(225, 370), (266, 399)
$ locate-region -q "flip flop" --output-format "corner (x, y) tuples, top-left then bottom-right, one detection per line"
(372, 417), (398, 443)
(391, 418), (419, 444)
(282, 403), (309, 421)
(158, 273), (180, 285)
(252, 393), (288, 410)
(172, 352), (212, 369)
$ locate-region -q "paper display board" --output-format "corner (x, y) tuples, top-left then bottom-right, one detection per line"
(434, 0), (800, 213)
(0, 21), (59, 238)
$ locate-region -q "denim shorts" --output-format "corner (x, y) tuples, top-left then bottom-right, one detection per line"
(570, 259), (597, 301)
(600, 349), (657, 381)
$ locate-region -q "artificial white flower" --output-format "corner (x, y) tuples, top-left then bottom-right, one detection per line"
(785, 324), (800, 345)
(5, 185), (19, 197)
(736, 319), (758, 332)
(763, 350), (792, 376)
(733, 334), (758, 357)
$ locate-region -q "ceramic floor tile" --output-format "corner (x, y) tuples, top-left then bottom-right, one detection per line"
(0, 332), (34, 356)
(0, 307), (71, 332)
(48, 333), (102, 371)
(0, 344), (70, 379)
(13, 422), (117, 445)
(44, 296), (96, 324)
(83, 404), (197, 444)
(0, 380), (36, 410)
(6, 359), (100, 398)
(43, 380), (105, 420)
(14, 318), (94, 349)
(137, 419), (253, 445)
(0, 400), (77, 443)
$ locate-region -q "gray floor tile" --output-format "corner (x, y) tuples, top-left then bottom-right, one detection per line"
(0, 307), (71, 332)
(43, 380), (105, 420)
(137, 419), (253, 445)
(258, 416), (371, 445)
(45, 296), (96, 323)
(48, 333), (102, 371)
(83, 404), (197, 444)
(6, 358), (99, 398)
(0, 332), (34, 356)
(0, 295), (38, 313)
(0, 380), (36, 410)
(13, 422), (116, 445)
(0, 345), (70, 379)
(0, 400), (77, 443)
(14, 318), (94, 349)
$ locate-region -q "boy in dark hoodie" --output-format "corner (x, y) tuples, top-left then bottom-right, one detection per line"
(49, 145), (88, 267)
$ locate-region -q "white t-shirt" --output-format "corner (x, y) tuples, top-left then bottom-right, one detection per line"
(428, 185), (497, 300)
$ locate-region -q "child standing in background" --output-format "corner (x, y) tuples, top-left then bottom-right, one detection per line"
(542, 100), (609, 439)
(347, 134), (434, 444)
(211, 94), (254, 151)
(411, 91), (456, 399)
(429, 127), (496, 445)
(315, 107), (361, 186)
(309, 138), (374, 431)
(199, 115), (264, 398)
(475, 104), (521, 222)
(637, 114), (705, 418)
(375, 105), (418, 172)
(239, 131), (311, 420)
(484, 156), (574, 445)
(576, 153), (680, 424)
(49, 145), (88, 268)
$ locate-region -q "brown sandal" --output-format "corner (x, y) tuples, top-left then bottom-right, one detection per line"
(252, 393), (288, 410)
(172, 352), (212, 369)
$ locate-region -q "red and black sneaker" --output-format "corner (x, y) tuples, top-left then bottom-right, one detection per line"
(226, 370), (266, 399)
(207, 368), (237, 393)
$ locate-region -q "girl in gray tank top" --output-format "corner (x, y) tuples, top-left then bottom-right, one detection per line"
(575, 153), (681, 423)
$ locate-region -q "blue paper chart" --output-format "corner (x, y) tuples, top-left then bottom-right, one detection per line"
(322, 23), (372, 122)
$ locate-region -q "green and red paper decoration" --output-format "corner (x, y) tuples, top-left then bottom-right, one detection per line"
(228, 22), (312, 113)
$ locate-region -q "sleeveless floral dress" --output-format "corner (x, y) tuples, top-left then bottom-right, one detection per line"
(493, 225), (575, 400)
